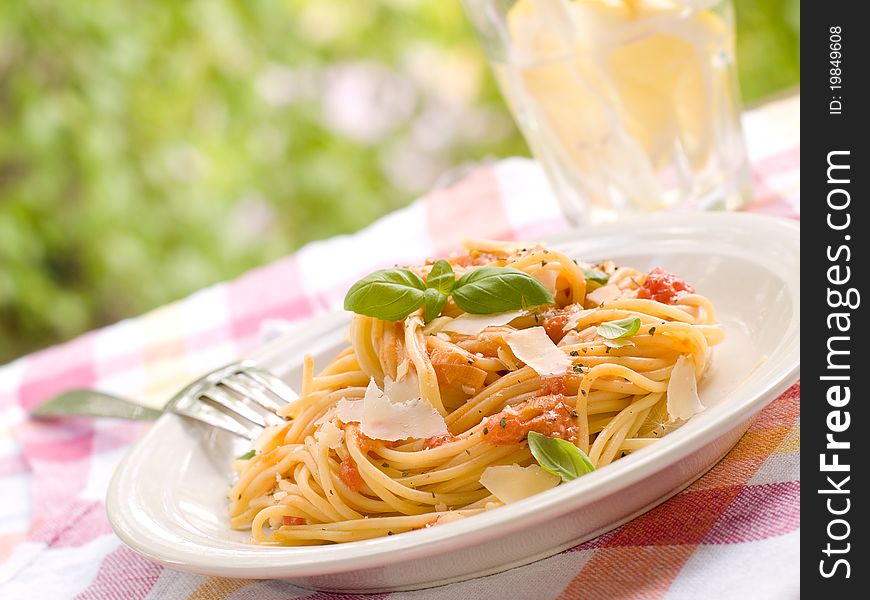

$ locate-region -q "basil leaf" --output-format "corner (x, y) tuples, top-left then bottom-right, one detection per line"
(583, 268), (610, 290)
(527, 431), (595, 482)
(597, 317), (641, 339)
(344, 268), (427, 321)
(426, 260), (456, 295)
(422, 288), (448, 322)
(452, 267), (553, 314)
(237, 450), (256, 460)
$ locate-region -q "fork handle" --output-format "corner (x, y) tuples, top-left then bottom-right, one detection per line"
(32, 389), (163, 421)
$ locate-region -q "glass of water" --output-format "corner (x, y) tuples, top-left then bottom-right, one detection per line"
(463, 0), (752, 225)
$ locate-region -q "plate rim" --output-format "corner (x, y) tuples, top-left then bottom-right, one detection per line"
(106, 212), (800, 578)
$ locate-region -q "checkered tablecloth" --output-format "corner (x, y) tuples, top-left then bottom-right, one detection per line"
(0, 94), (800, 599)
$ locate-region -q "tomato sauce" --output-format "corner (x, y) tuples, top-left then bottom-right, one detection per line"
(339, 456), (365, 492)
(424, 433), (460, 449)
(343, 422), (397, 451)
(542, 314), (569, 343)
(542, 306), (582, 343)
(448, 252), (499, 268)
(282, 516), (306, 526)
(482, 394), (578, 446)
(637, 267), (695, 304)
(539, 375), (568, 396)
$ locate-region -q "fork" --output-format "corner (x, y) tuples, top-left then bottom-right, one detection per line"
(165, 360), (298, 439)
(32, 360), (298, 440)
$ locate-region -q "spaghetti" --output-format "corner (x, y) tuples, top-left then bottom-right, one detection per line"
(228, 240), (723, 545)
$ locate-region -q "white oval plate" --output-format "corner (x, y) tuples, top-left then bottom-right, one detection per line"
(106, 213), (800, 592)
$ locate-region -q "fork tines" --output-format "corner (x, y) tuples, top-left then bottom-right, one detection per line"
(166, 362), (298, 440)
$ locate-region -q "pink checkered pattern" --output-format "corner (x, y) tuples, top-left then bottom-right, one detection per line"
(0, 94), (800, 599)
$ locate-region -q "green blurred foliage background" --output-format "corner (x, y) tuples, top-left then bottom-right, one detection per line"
(0, 0), (799, 363)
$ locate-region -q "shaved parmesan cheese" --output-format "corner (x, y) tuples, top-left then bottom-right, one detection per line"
(441, 311), (525, 336)
(558, 330), (583, 347)
(479, 464), (560, 504)
(423, 316), (453, 335)
(533, 268), (559, 295)
(336, 378), (448, 442)
(506, 327), (572, 376)
(667, 355), (704, 421)
(314, 420), (344, 449)
(587, 284), (622, 305)
(335, 397), (364, 424)
(362, 380), (447, 441)
(383, 373), (420, 404)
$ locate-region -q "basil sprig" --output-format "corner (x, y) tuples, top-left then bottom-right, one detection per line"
(451, 267), (553, 314)
(426, 259), (456, 295)
(597, 316), (641, 339)
(527, 431), (595, 482)
(237, 450), (256, 460)
(344, 262), (553, 322)
(343, 268), (429, 321)
(422, 287), (448, 322)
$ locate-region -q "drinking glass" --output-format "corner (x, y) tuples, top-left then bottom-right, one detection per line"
(463, 0), (752, 225)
